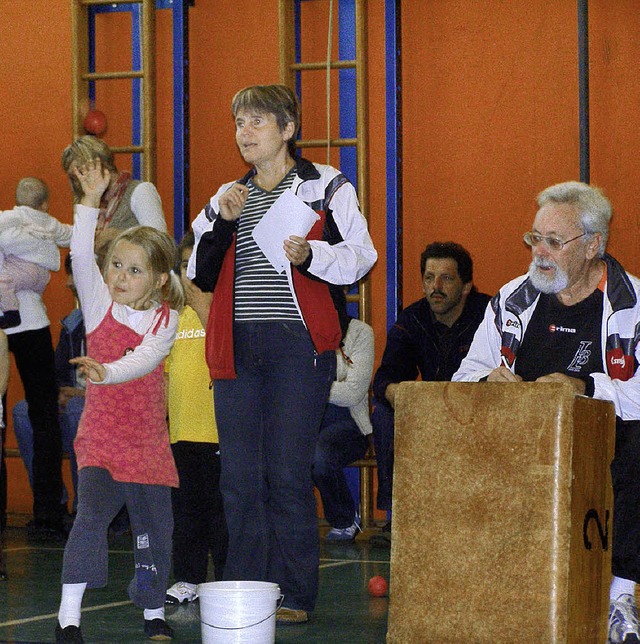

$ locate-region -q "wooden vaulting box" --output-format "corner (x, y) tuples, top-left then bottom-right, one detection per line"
(387, 382), (615, 643)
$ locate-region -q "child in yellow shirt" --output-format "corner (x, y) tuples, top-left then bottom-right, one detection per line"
(164, 232), (228, 604)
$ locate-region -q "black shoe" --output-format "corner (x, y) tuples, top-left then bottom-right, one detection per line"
(144, 618), (173, 640)
(62, 512), (76, 534)
(369, 520), (391, 548)
(55, 622), (83, 643)
(26, 519), (68, 544)
(0, 310), (20, 329)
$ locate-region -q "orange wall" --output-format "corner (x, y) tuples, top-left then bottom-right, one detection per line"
(401, 1), (580, 301)
(2, 1), (75, 514)
(588, 1), (640, 268)
(400, 1), (640, 304)
(1, 1), (639, 516)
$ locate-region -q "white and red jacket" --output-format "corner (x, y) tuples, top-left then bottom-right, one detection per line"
(453, 254), (640, 421)
(187, 157), (377, 380)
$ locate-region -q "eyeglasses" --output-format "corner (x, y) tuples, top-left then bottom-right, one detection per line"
(523, 231), (588, 251)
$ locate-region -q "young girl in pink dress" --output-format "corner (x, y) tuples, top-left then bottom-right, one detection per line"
(55, 159), (182, 643)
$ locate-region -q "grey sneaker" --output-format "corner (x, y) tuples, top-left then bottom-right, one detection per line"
(325, 517), (362, 543)
(165, 581), (198, 604)
(609, 594), (640, 643)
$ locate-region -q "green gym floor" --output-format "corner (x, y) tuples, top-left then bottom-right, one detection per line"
(0, 518), (390, 643)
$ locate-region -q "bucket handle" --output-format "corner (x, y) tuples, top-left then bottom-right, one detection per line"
(201, 593), (285, 631)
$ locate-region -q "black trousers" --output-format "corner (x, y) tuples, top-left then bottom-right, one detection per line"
(8, 327), (64, 525)
(611, 417), (640, 582)
(171, 441), (227, 584)
(1, 403), (6, 531)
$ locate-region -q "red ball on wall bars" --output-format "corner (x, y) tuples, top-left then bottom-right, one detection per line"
(83, 109), (107, 136)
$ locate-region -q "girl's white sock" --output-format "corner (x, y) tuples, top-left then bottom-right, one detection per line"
(58, 582), (87, 628)
(143, 607), (165, 621)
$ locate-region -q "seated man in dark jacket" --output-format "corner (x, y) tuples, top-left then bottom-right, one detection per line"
(370, 242), (490, 546)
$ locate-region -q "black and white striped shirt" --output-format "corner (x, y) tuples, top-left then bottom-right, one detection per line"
(234, 170), (302, 322)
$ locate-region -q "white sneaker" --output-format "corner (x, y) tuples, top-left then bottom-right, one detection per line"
(608, 593), (640, 643)
(165, 581), (198, 605)
(325, 517), (362, 543)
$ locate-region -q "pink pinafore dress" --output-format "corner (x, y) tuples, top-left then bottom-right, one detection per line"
(74, 303), (178, 486)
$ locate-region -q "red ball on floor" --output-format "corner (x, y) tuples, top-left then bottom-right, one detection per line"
(368, 575), (388, 597)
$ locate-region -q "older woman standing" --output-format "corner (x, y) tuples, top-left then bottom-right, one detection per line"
(188, 84), (376, 622)
(61, 135), (167, 234)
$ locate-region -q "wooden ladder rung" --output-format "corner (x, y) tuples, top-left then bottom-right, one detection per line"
(110, 145), (146, 154)
(83, 71), (145, 81)
(291, 60), (356, 71)
(297, 138), (357, 148)
(349, 458), (377, 468)
(72, 0), (156, 182)
(81, 0), (143, 5)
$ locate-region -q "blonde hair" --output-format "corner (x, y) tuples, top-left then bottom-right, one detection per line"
(103, 226), (184, 310)
(16, 177), (49, 210)
(61, 135), (118, 201)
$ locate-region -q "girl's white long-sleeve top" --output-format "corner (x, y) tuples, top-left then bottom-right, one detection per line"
(71, 204), (178, 385)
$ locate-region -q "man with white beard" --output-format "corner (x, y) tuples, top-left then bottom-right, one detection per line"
(453, 181), (640, 644)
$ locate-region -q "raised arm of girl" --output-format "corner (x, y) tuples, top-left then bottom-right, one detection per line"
(70, 160), (180, 385)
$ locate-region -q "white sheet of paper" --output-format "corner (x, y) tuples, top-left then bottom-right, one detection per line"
(252, 188), (320, 273)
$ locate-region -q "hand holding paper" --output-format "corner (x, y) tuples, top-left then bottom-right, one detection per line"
(252, 188), (320, 273)
(284, 235), (311, 266)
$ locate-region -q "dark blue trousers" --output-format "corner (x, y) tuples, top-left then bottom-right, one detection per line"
(62, 467), (173, 610)
(13, 397), (82, 512)
(371, 398), (394, 511)
(312, 404), (368, 528)
(214, 322), (336, 612)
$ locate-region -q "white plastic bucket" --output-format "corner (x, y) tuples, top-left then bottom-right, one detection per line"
(197, 580), (282, 644)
